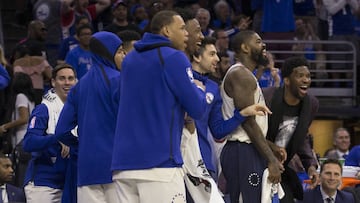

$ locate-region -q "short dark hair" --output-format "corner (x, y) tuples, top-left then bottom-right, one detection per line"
(320, 158), (343, 174)
(281, 56), (309, 78)
(150, 10), (179, 34)
(231, 30), (256, 54)
(173, 7), (195, 23)
(193, 36), (217, 58)
(76, 24), (93, 37)
(52, 63), (76, 79)
(117, 30), (141, 42)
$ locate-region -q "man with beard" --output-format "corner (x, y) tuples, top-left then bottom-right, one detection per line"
(263, 56), (319, 203)
(220, 30), (285, 203)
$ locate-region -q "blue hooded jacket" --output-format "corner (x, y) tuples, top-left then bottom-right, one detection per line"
(55, 31), (122, 186)
(111, 33), (208, 170)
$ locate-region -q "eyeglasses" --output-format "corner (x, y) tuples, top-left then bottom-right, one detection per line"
(40, 28), (48, 32)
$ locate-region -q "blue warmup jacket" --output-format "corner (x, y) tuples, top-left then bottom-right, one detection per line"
(111, 33), (208, 171)
(55, 31), (122, 186)
(23, 104), (67, 189)
(192, 71), (245, 172)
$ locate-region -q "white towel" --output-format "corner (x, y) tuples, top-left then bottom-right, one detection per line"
(261, 168), (285, 203)
(181, 128), (225, 203)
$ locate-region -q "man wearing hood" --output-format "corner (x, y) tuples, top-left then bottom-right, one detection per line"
(55, 31), (124, 203)
(111, 10), (208, 203)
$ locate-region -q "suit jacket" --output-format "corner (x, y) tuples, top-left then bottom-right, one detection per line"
(263, 86), (319, 199)
(296, 186), (355, 203)
(6, 184), (26, 203)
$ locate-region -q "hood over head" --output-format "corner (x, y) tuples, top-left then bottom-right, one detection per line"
(89, 31), (123, 68)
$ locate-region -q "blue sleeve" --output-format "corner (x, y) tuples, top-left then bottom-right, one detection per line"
(23, 104), (58, 152)
(0, 65), (10, 89)
(164, 52), (207, 120)
(55, 86), (78, 145)
(345, 146), (360, 166)
(208, 92), (245, 140)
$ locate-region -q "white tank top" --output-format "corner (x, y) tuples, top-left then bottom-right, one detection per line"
(220, 63), (268, 143)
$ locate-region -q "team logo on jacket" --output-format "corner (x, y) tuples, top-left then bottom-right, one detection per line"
(186, 67), (194, 82)
(205, 92), (214, 104)
(29, 116), (36, 129)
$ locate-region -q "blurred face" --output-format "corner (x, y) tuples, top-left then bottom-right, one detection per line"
(32, 22), (47, 41)
(196, 10), (210, 30)
(185, 19), (204, 56)
(334, 130), (351, 152)
(216, 31), (229, 51)
(78, 28), (92, 47)
(320, 163), (342, 194)
(114, 46), (127, 70)
(75, 0), (89, 12)
(286, 66), (311, 99)
(166, 15), (188, 51)
(198, 44), (219, 73)
(0, 158), (14, 183)
(113, 5), (128, 21)
(295, 19), (306, 36)
(134, 6), (148, 21)
(218, 56), (230, 76)
(52, 68), (77, 102)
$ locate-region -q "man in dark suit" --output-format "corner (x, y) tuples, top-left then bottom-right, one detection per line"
(297, 158), (355, 203)
(0, 153), (26, 203)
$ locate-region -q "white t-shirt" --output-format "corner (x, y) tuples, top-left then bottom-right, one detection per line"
(12, 93), (35, 147)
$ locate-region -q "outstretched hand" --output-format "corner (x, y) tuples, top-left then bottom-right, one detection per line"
(239, 104), (272, 117)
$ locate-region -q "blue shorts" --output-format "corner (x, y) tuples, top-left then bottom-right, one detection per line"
(221, 141), (266, 203)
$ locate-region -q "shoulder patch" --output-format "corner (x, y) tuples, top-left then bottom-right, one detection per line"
(29, 116), (36, 129)
(186, 67), (194, 82)
(206, 92), (214, 104)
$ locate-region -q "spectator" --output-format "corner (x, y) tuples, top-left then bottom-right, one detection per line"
(130, 4), (149, 31)
(254, 51), (282, 88)
(323, 0), (359, 87)
(0, 72), (36, 187)
(103, 0), (141, 35)
(210, 51), (230, 84)
(296, 158), (355, 203)
(212, 29), (234, 65)
(324, 128), (351, 160)
(225, 14), (252, 39)
(0, 153), (26, 203)
(11, 20), (48, 64)
(23, 64), (77, 203)
(13, 45), (52, 105)
(58, 15), (91, 63)
(195, 8), (214, 37)
(65, 24), (93, 79)
(211, 0), (232, 29)
(61, 0), (111, 39)
(33, 0), (65, 67)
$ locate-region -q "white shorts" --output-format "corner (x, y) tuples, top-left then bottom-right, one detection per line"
(24, 182), (62, 203)
(113, 168), (186, 203)
(77, 182), (117, 203)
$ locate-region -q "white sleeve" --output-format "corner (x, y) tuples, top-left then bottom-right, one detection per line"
(322, 0), (347, 15)
(15, 93), (30, 109)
